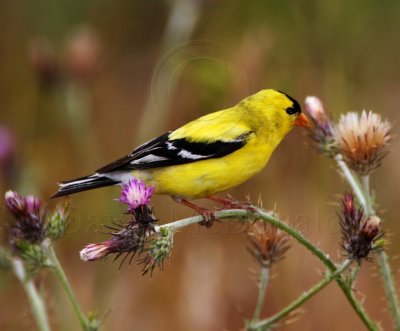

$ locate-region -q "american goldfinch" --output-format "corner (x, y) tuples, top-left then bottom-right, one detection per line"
(53, 89), (309, 222)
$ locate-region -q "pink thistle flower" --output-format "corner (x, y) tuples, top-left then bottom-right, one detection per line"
(25, 195), (41, 219)
(4, 191), (45, 245)
(4, 191), (26, 219)
(305, 96), (333, 136)
(80, 222), (148, 263)
(80, 242), (111, 261)
(119, 179), (155, 212)
(304, 96), (337, 157)
(80, 179), (157, 266)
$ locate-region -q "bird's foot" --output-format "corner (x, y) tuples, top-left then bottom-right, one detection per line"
(175, 198), (217, 228)
(198, 210), (216, 228)
(208, 195), (257, 212)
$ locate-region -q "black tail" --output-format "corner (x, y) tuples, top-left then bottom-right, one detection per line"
(52, 174), (120, 198)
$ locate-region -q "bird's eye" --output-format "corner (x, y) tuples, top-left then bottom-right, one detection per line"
(285, 107), (298, 115)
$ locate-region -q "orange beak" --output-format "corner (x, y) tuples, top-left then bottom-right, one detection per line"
(294, 113), (311, 128)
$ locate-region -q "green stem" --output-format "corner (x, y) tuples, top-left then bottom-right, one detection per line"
(46, 245), (91, 331)
(336, 154), (400, 330)
(349, 264), (361, 288)
(252, 267), (270, 323)
(249, 259), (352, 330)
(361, 175), (375, 216)
(157, 208), (378, 331)
(12, 259), (51, 331)
(335, 154), (366, 207)
(378, 251), (400, 330)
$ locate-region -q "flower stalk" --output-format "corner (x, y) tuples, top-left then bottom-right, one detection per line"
(248, 259), (353, 331)
(335, 153), (400, 329)
(378, 251), (400, 330)
(11, 259), (51, 331)
(45, 244), (94, 331)
(157, 207), (378, 331)
(251, 267), (269, 324)
(361, 175), (375, 216)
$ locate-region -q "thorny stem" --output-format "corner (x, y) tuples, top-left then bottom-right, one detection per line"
(12, 259), (51, 331)
(45, 245), (93, 331)
(334, 154), (366, 207)
(252, 267), (270, 323)
(249, 259), (353, 331)
(349, 264), (361, 288)
(336, 153), (400, 330)
(378, 251), (400, 330)
(157, 208), (378, 331)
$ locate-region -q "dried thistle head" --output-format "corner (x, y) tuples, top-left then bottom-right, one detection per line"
(304, 96), (337, 157)
(339, 193), (383, 260)
(247, 221), (290, 268)
(333, 111), (392, 175)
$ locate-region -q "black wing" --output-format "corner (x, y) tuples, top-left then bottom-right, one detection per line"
(96, 131), (252, 173)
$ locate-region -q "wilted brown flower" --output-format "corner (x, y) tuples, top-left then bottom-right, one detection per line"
(339, 192), (383, 260)
(304, 96), (337, 157)
(247, 221), (290, 268)
(333, 111), (392, 175)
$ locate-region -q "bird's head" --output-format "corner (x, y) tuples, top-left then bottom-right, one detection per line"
(241, 89), (310, 136)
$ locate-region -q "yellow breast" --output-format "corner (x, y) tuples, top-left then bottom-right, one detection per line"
(134, 134), (274, 199)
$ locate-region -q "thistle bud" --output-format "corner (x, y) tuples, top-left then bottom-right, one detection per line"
(5, 191), (26, 219)
(80, 242), (110, 261)
(46, 204), (69, 240)
(304, 96), (337, 157)
(15, 241), (49, 276)
(247, 221), (290, 268)
(80, 223), (147, 263)
(333, 111), (392, 175)
(140, 227), (174, 276)
(360, 216), (381, 241)
(5, 191), (45, 245)
(338, 193), (382, 260)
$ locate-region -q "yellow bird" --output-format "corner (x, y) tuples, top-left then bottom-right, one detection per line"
(53, 89), (309, 223)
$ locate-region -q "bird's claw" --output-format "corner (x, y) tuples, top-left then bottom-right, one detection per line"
(198, 210), (217, 228)
(209, 196), (256, 212)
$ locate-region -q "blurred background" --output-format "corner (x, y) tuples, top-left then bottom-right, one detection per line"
(1, 0), (399, 330)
